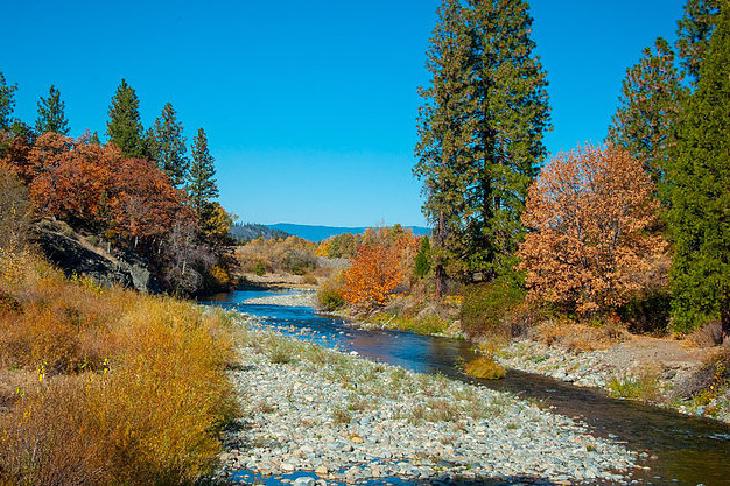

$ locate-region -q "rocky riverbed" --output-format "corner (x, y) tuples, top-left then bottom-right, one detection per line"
(245, 291), (318, 307)
(214, 316), (640, 484)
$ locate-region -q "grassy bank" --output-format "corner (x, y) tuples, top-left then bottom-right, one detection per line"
(0, 250), (237, 485)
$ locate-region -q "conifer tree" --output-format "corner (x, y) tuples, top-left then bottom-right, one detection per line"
(188, 128), (218, 217)
(464, 0), (551, 280)
(414, 0), (473, 296)
(35, 84), (70, 135)
(676, 0), (722, 85)
(106, 79), (144, 157)
(152, 103), (188, 187)
(0, 71), (17, 130)
(666, 4), (729, 339)
(608, 38), (686, 185)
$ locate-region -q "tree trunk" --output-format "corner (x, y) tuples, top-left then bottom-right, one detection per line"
(722, 297), (730, 346)
(434, 213), (447, 299)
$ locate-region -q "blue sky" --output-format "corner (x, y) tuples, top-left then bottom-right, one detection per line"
(3, 0), (686, 226)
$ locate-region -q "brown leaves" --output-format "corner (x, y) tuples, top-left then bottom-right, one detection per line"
(518, 145), (667, 314)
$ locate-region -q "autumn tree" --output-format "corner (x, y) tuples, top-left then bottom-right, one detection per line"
(28, 134), (116, 230)
(518, 145), (667, 315)
(342, 229), (419, 307)
(666, 4), (729, 338)
(676, 0), (722, 85)
(189, 128), (218, 217)
(608, 38), (686, 186)
(151, 103), (188, 187)
(107, 79), (144, 157)
(0, 162), (32, 250)
(35, 84), (70, 135)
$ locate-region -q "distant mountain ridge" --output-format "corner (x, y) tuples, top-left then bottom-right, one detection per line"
(267, 223), (430, 242)
(230, 223), (292, 241)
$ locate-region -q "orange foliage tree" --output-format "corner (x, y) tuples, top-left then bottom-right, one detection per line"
(518, 145), (667, 314)
(341, 228), (419, 307)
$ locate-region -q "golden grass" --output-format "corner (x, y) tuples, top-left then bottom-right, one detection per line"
(0, 249), (236, 485)
(534, 318), (626, 352)
(463, 356), (506, 380)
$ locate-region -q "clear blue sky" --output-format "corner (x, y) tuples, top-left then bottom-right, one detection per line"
(4, 0), (686, 227)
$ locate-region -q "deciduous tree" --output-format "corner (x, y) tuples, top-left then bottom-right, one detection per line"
(518, 145), (667, 315)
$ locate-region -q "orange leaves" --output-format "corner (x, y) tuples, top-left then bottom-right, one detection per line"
(341, 228), (419, 307)
(518, 145), (667, 314)
(3, 133), (188, 241)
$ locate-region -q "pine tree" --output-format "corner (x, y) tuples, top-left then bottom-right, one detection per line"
(188, 128), (218, 217)
(414, 0), (474, 296)
(464, 0), (551, 280)
(676, 0), (722, 85)
(0, 71), (17, 130)
(414, 237), (432, 279)
(666, 4), (729, 339)
(35, 84), (70, 135)
(106, 79), (144, 157)
(608, 37), (686, 185)
(152, 103), (188, 187)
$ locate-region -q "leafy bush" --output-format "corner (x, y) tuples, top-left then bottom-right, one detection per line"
(0, 251), (236, 484)
(413, 236), (431, 278)
(464, 356), (506, 380)
(460, 278), (526, 339)
(0, 163), (32, 251)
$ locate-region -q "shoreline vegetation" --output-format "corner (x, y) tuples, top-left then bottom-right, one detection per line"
(0, 249), (237, 484)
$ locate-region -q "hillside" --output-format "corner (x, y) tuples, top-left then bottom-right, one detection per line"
(268, 223), (431, 242)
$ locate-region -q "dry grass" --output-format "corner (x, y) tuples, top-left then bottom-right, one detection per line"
(0, 249), (236, 485)
(463, 356), (506, 380)
(533, 317), (627, 352)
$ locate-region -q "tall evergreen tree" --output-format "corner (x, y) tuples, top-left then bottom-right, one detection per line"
(464, 0), (551, 280)
(106, 79), (144, 157)
(152, 103), (188, 187)
(35, 84), (70, 135)
(608, 37), (686, 185)
(188, 127), (218, 217)
(666, 4), (729, 339)
(0, 71), (17, 130)
(676, 0), (722, 85)
(414, 0), (474, 296)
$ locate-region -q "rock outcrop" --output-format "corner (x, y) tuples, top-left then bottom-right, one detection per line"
(32, 219), (153, 292)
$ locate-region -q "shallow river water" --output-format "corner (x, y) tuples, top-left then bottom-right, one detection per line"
(205, 289), (730, 486)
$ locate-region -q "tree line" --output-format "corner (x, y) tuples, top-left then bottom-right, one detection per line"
(0, 77), (234, 295)
(415, 0), (727, 339)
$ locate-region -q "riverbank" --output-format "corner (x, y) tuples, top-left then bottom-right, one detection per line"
(497, 337), (730, 424)
(215, 316), (638, 484)
(245, 289), (730, 425)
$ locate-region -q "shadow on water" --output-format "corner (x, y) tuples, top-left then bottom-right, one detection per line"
(204, 290), (730, 486)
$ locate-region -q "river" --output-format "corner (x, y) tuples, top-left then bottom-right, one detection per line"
(205, 289), (730, 486)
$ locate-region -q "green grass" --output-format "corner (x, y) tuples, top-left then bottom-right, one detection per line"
(369, 312), (449, 335)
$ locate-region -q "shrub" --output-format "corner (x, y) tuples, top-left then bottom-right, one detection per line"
(0, 162), (32, 250)
(0, 251), (236, 484)
(253, 260), (267, 276)
(413, 237), (431, 278)
(460, 278), (526, 339)
(463, 356), (506, 380)
(317, 271), (345, 311)
(301, 273), (318, 285)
